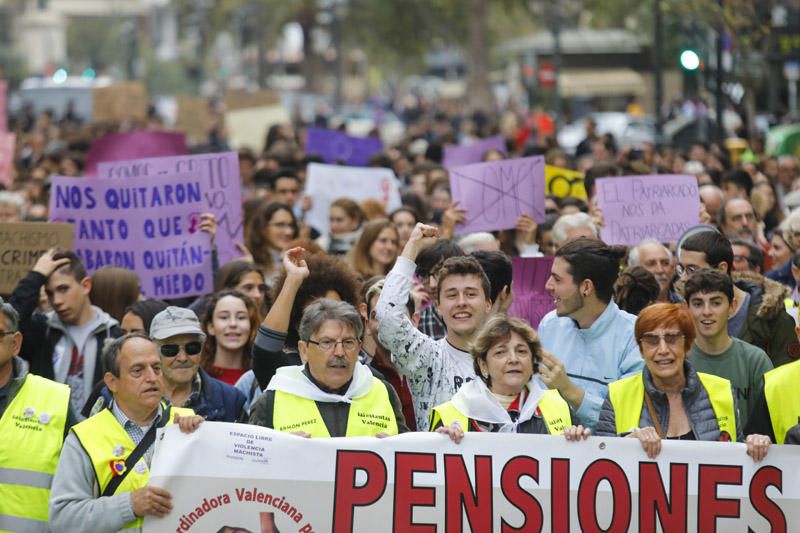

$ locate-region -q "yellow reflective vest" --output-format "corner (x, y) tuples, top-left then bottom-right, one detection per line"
(272, 378), (398, 438)
(0, 374), (70, 533)
(607, 371), (737, 441)
(429, 389), (570, 434)
(764, 360), (800, 444)
(71, 403), (194, 530)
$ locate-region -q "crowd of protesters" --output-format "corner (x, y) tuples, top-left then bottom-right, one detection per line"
(1, 98), (800, 532)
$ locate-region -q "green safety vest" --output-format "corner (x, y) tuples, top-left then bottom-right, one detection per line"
(272, 378), (398, 438)
(71, 403), (194, 530)
(607, 371), (736, 441)
(0, 374), (70, 532)
(429, 389), (570, 435)
(763, 360), (800, 444)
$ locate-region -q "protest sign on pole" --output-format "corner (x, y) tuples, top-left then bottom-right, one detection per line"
(545, 164), (587, 200)
(449, 156), (546, 234)
(85, 131), (188, 176)
(596, 175), (701, 245)
(225, 105), (291, 151)
(304, 163), (402, 235)
(0, 222), (73, 294)
(508, 256), (555, 328)
(97, 152), (244, 266)
(175, 95), (213, 144)
(49, 174), (213, 299)
(0, 79), (7, 132)
(305, 127), (384, 167)
(0, 132), (14, 187)
(146, 422), (799, 533)
(92, 81), (149, 122)
(442, 135), (507, 169)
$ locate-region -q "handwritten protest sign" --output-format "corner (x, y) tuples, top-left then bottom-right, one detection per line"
(508, 256), (554, 328)
(304, 163), (401, 235)
(49, 175), (213, 299)
(92, 81), (148, 122)
(597, 174), (700, 245)
(225, 105), (290, 150)
(97, 152), (243, 266)
(0, 79), (7, 132)
(175, 96), (213, 143)
(0, 132), (14, 187)
(305, 127), (384, 166)
(0, 223), (73, 294)
(442, 135), (506, 169)
(546, 164), (586, 199)
(449, 156), (546, 234)
(146, 422), (800, 532)
(85, 131), (187, 176)
(224, 89), (280, 111)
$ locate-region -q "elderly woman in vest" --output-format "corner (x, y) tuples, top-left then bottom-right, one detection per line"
(431, 315), (589, 441)
(596, 303), (771, 460)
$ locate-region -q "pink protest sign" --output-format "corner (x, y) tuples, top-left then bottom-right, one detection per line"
(49, 174), (213, 299)
(0, 80), (7, 132)
(596, 174), (700, 245)
(442, 135), (507, 169)
(97, 152), (244, 266)
(85, 131), (187, 176)
(508, 256), (555, 329)
(449, 156), (545, 234)
(0, 132), (15, 187)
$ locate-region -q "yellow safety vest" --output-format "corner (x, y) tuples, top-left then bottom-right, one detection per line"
(607, 371), (737, 441)
(0, 374), (70, 533)
(71, 403), (194, 530)
(272, 379), (398, 438)
(763, 360), (800, 444)
(429, 389), (570, 435)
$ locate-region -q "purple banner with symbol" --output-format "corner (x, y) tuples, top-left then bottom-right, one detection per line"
(49, 174), (213, 299)
(305, 127), (384, 167)
(449, 156), (545, 234)
(508, 256), (555, 329)
(85, 131), (188, 176)
(442, 135), (507, 169)
(596, 174), (700, 245)
(97, 152), (243, 266)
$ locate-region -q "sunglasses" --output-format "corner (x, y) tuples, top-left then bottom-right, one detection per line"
(159, 341), (203, 357)
(640, 333), (684, 348)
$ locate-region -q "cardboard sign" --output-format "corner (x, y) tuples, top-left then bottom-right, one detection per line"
(225, 105), (290, 151)
(49, 175), (213, 299)
(85, 131), (187, 176)
(304, 163), (401, 234)
(305, 127), (384, 166)
(449, 156), (546, 234)
(92, 81), (149, 122)
(0, 222), (73, 294)
(97, 152), (244, 266)
(0, 132), (14, 187)
(597, 174), (701, 245)
(508, 256), (555, 328)
(224, 89), (281, 111)
(442, 135), (507, 169)
(175, 96), (213, 143)
(545, 164), (586, 200)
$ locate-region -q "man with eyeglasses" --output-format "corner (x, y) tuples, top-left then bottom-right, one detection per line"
(718, 198), (772, 270)
(249, 299), (408, 437)
(149, 307), (245, 422)
(677, 230), (796, 367)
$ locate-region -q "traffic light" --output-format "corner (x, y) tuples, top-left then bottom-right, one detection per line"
(680, 49), (701, 71)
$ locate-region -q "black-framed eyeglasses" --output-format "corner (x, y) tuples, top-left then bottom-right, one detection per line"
(159, 341), (203, 357)
(307, 338), (360, 353)
(0, 331), (17, 336)
(675, 264), (700, 277)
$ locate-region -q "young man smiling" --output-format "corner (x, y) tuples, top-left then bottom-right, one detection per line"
(684, 269), (773, 429)
(376, 223), (493, 430)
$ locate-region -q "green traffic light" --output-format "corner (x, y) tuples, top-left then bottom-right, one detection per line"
(680, 49), (700, 71)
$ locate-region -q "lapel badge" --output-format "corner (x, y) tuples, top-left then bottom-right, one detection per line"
(110, 460), (126, 477)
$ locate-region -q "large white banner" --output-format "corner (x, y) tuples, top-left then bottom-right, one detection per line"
(303, 163), (402, 235)
(146, 423), (799, 532)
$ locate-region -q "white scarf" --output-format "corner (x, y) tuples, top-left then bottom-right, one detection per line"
(450, 378), (547, 433)
(266, 363), (374, 403)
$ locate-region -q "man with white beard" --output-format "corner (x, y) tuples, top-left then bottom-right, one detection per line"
(628, 239), (681, 303)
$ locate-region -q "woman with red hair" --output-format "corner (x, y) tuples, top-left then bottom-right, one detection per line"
(596, 303), (771, 460)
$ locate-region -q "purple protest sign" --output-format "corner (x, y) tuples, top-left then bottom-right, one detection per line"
(85, 131), (188, 176)
(49, 174), (213, 299)
(97, 152), (243, 266)
(442, 135), (507, 169)
(597, 174), (700, 245)
(305, 127), (384, 167)
(449, 156), (545, 234)
(0, 132), (15, 187)
(508, 256), (555, 329)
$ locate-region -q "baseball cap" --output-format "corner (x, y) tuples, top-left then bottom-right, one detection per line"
(149, 306), (206, 341)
